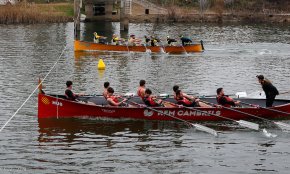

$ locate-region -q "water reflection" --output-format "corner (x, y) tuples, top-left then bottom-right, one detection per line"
(37, 118), (185, 144)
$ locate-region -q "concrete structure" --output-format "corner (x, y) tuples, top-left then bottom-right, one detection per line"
(84, 0), (120, 21)
(74, 0), (168, 34)
(83, 0), (166, 22)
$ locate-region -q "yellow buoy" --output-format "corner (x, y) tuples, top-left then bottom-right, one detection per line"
(98, 58), (106, 70)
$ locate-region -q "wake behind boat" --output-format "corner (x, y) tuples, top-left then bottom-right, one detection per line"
(74, 40), (204, 53)
(38, 93), (290, 121)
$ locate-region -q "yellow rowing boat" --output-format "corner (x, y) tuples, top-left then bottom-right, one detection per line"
(74, 40), (204, 54)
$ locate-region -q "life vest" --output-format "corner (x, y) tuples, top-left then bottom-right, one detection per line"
(176, 96), (192, 106)
(94, 33), (100, 40)
(112, 37), (119, 42)
(107, 95), (119, 103)
(217, 95), (233, 107)
(143, 96), (159, 106)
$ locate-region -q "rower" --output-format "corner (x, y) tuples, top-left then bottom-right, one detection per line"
(112, 34), (123, 45)
(65, 81), (96, 105)
(128, 34), (141, 46)
(65, 81), (84, 101)
(143, 88), (163, 107)
(150, 36), (159, 46)
(144, 35), (150, 46)
(93, 32), (106, 44)
(167, 36), (177, 46)
(175, 89), (198, 107)
(106, 87), (127, 106)
(137, 80), (146, 99)
(179, 35), (192, 46)
(103, 81), (110, 99)
(256, 75), (279, 107)
(216, 88), (240, 107)
(173, 85), (210, 107)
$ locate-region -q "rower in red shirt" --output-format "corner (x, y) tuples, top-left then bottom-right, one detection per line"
(173, 85), (210, 107)
(143, 88), (163, 107)
(106, 87), (127, 106)
(216, 88), (240, 107)
(175, 89), (197, 107)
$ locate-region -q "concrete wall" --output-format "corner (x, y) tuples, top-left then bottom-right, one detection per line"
(84, 0), (164, 22)
(85, 0), (119, 21)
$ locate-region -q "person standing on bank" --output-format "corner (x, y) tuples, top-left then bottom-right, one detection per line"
(256, 75), (279, 107)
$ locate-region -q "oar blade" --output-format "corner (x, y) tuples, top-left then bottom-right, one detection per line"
(192, 124), (218, 137)
(237, 120), (259, 130)
(274, 122), (290, 131)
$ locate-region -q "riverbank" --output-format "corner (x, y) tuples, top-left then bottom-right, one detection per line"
(130, 0), (290, 24)
(130, 11), (290, 24)
(1, 1), (290, 24)
(0, 2), (73, 24)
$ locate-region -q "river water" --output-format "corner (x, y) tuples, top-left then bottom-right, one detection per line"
(0, 22), (290, 173)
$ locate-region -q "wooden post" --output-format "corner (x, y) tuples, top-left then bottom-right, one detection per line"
(74, 0), (81, 39)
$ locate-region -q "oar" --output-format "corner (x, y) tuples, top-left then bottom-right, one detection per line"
(143, 43), (151, 54)
(124, 99), (218, 136)
(162, 101), (260, 131)
(199, 100), (277, 137)
(181, 44), (189, 56)
(198, 94), (235, 98)
(159, 40), (167, 54)
(239, 101), (290, 131)
(125, 41), (132, 57)
(280, 90), (290, 95)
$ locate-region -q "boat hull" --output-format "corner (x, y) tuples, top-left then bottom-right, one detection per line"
(38, 94), (290, 121)
(74, 40), (204, 53)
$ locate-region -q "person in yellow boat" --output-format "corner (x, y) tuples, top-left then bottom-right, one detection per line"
(167, 36), (177, 46)
(93, 32), (106, 44)
(144, 35), (150, 46)
(112, 34), (124, 45)
(150, 36), (159, 46)
(180, 35), (192, 46)
(128, 35), (141, 46)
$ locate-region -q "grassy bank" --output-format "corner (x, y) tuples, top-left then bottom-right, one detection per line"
(147, 0), (290, 23)
(0, 2), (73, 24)
(150, 0), (290, 12)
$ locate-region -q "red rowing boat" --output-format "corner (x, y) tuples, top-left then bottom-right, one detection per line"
(74, 40), (204, 53)
(38, 93), (290, 121)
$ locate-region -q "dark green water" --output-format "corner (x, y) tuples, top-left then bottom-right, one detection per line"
(0, 22), (290, 173)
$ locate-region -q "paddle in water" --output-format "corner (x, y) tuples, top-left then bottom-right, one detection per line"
(240, 101), (290, 131)
(199, 100), (277, 138)
(162, 101), (260, 131)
